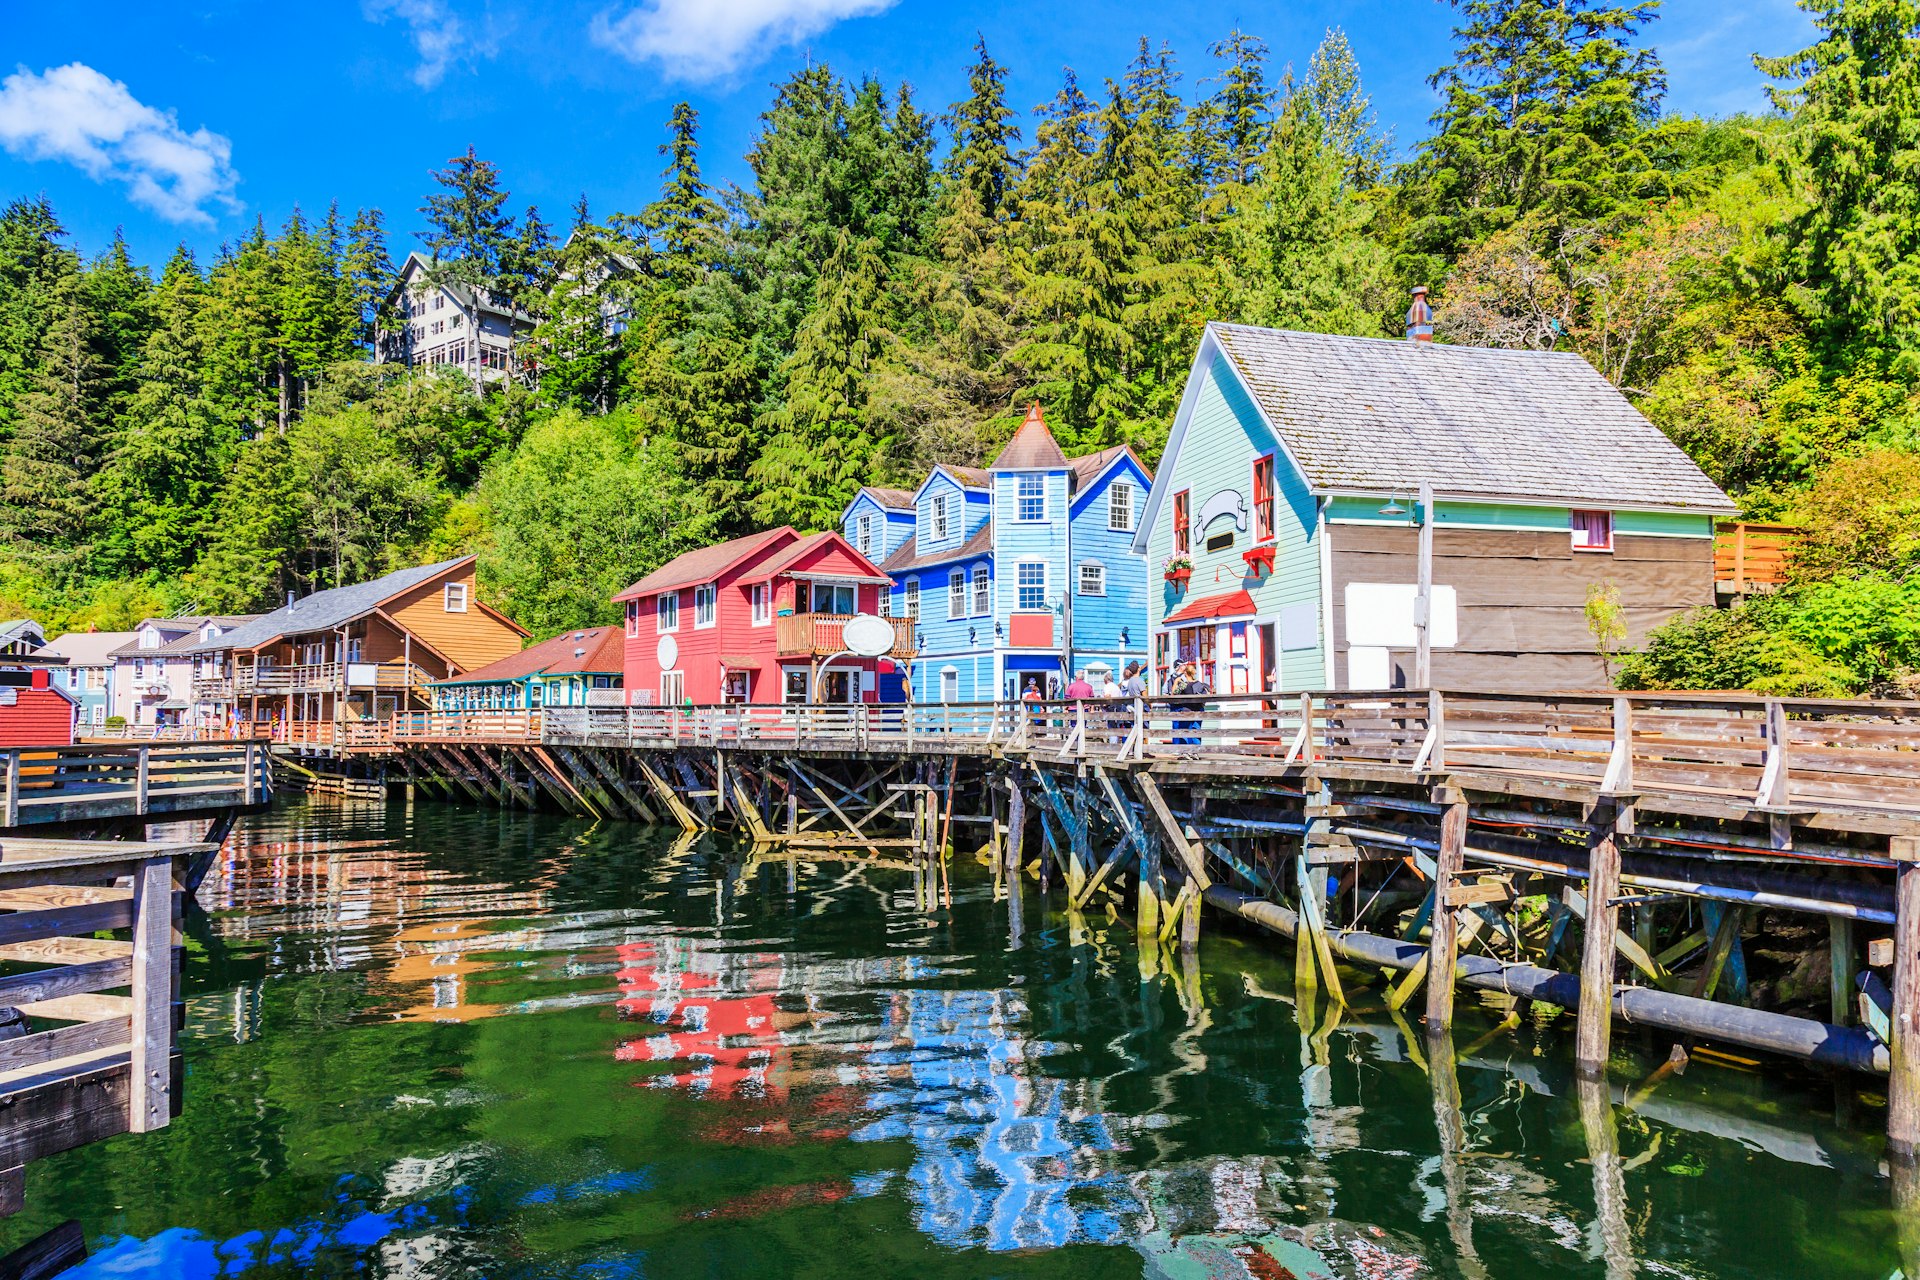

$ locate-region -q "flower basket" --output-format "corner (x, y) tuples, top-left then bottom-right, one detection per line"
(1165, 568), (1191, 588)
(1162, 553), (1193, 587)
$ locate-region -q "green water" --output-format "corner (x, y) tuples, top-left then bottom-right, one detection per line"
(0, 797), (1907, 1278)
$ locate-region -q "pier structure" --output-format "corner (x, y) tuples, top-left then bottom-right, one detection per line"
(271, 688), (1920, 1149)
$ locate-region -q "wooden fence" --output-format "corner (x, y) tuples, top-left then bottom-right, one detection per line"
(1715, 521), (1804, 591)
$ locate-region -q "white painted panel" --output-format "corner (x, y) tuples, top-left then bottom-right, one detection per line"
(1279, 602), (1318, 651)
(1347, 646), (1391, 689)
(1344, 583), (1457, 648)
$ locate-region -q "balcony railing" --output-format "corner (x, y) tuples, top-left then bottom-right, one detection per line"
(774, 613), (914, 658)
(1715, 521), (1804, 592)
(191, 676), (233, 701)
(233, 661), (434, 697)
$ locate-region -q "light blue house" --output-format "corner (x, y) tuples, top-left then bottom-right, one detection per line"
(38, 630), (135, 730)
(846, 406), (1153, 703)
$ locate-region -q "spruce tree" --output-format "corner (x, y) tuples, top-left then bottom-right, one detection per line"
(0, 198), (79, 445)
(0, 273), (105, 576)
(1305, 28), (1388, 187)
(945, 39), (1023, 223)
(1758, 0), (1920, 348)
(419, 146), (519, 294)
(83, 230), (154, 427)
(342, 207), (393, 352)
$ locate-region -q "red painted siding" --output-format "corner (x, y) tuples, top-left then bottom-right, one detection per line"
(0, 687), (75, 746)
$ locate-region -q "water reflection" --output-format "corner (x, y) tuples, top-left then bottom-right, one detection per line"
(0, 799), (1906, 1278)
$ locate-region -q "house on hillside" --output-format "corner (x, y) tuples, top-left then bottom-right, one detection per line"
(1134, 302), (1737, 694)
(109, 615), (256, 729)
(188, 556), (528, 731)
(39, 630), (136, 730)
(373, 252), (535, 386)
(431, 625), (624, 711)
(614, 529), (902, 706)
(0, 621), (44, 657)
(848, 405), (1152, 703)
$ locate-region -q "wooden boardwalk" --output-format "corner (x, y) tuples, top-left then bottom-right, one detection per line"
(2, 742), (270, 830)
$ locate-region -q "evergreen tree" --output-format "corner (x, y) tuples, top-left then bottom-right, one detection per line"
(342, 207), (393, 352)
(945, 39), (1023, 222)
(202, 219), (283, 438)
(1758, 0), (1920, 348)
(1193, 30), (1274, 205)
(419, 147), (519, 294)
(748, 230), (890, 529)
(275, 207), (353, 425)
(82, 230), (154, 426)
(0, 274), (105, 576)
(0, 198), (78, 444)
(641, 103), (726, 282)
(1413, 0), (1667, 254)
(190, 433), (304, 609)
(1305, 28), (1388, 187)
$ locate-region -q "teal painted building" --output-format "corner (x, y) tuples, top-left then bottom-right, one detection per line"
(844, 407), (1153, 702)
(1134, 319), (1737, 694)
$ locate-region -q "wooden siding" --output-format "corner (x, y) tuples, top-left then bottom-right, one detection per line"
(1329, 526), (1714, 690)
(1063, 455), (1152, 685)
(1144, 354), (1325, 691)
(383, 564), (525, 674)
(0, 687), (73, 746)
(1328, 496), (1715, 540)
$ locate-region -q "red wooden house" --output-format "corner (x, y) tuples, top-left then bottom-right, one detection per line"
(0, 667), (78, 747)
(613, 528), (908, 705)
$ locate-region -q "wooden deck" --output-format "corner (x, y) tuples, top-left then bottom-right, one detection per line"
(1, 742), (271, 830)
(0, 838), (200, 1214)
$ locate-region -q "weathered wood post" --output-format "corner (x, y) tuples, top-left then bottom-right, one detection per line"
(1006, 772), (1027, 881)
(135, 746), (151, 815)
(1424, 788), (1469, 1032)
(1831, 916), (1855, 1028)
(1890, 837), (1920, 1161)
(1576, 800), (1627, 1076)
(129, 854), (174, 1133)
(2, 751), (18, 827)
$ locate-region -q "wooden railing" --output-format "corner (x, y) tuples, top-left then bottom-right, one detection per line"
(1715, 521), (1804, 591)
(234, 661), (433, 697)
(773, 613), (914, 658)
(0, 742), (269, 828)
(392, 711), (542, 743)
(0, 839), (199, 1159)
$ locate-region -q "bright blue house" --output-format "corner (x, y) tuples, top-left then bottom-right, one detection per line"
(844, 406), (1153, 703)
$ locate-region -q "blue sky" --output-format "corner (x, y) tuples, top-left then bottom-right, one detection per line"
(1, 0), (1815, 268)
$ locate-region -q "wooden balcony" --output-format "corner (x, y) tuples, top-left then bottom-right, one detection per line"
(233, 661), (434, 698)
(190, 677), (233, 702)
(774, 613), (914, 659)
(1715, 521), (1804, 593)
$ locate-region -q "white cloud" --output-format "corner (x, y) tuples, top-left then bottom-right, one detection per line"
(592, 0), (898, 83)
(364, 0), (494, 89)
(0, 63), (239, 225)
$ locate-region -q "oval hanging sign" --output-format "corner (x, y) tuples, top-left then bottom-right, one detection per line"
(656, 634), (678, 670)
(841, 613), (896, 658)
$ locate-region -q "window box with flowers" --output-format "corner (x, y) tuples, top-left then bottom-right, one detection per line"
(1162, 553), (1193, 588)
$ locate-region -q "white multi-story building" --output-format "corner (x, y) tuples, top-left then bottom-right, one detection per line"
(373, 252), (534, 387)
(109, 615), (257, 728)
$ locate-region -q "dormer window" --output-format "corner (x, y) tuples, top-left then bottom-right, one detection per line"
(1108, 482), (1134, 532)
(932, 493), (951, 542)
(444, 582), (468, 612)
(857, 513), (873, 554)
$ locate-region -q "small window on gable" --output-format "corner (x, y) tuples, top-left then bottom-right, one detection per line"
(857, 513), (873, 555)
(1572, 510), (1613, 552)
(444, 582), (468, 613)
(1017, 475), (1046, 522)
(932, 493), (951, 542)
(1108, 482), (1133, 531)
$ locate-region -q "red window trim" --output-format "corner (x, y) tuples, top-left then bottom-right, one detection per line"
(1173, 490), (1190, 555)
(1251, 454), (1275, 543)
(1571, 509), (1614, 553)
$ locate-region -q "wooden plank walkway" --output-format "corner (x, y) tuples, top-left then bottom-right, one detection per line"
(1, 743), (271, 830)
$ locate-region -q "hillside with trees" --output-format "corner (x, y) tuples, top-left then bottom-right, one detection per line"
(0, 0), (1914, 694)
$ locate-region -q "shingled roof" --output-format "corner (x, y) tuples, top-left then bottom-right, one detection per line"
(612, 528), (797, 602)
(186, 559), (488, 653)
(856, 485), (916, 511)
(989, 404), (1070, 470)
(434, 625), (624, 685)
(881, 522), (995, 574)
(1206, 323), (1736, 513)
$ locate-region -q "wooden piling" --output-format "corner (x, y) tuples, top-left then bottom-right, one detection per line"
(1424, 790), (1469, 1032)
(1576, 801), (1626, 1077)
(1890, 838), (1920, 1161)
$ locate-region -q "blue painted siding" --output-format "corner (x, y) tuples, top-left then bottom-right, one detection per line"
(1065, 459), (1152, 680)
(841, 493), (916, 563)
(1144, 353), (1326, 692)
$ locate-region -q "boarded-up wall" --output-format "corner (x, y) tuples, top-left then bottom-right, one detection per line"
(1329, 525), (1714, 692)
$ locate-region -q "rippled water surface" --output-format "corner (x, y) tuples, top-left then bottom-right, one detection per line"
(2, 797), (1910, 1277)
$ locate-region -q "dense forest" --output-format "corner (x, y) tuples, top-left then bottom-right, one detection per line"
(0, 0), (1916, 694)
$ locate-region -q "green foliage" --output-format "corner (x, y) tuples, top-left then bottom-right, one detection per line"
(476, 410), (713, 636)
(1584, 580), (1628, 682)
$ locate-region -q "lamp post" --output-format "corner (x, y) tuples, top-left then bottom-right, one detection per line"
(1382, 482), (1436, 688)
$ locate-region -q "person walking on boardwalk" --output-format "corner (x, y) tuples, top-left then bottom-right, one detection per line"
(1065, 670), (1094, 699)
(1170, 660), (1208, 747)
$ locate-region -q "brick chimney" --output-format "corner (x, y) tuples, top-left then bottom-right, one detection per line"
(1406, 285), (1433, 343)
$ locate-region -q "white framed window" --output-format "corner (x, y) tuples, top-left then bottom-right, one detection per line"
(1017, 474), (1046, 522)
(1108, 482), (1133, 531)
(1571, 510), (1614, 552)
(694, 582), (717, 628)
(971, 565), (989, 616)
(444, 582), (468, 613)
(932, 493), (951, 542)
(626, 600), (639, 638)
(660, 671), (685, 705)
(948, 569), (966, 619)
(1078, 562), (1106, 596)
(750, 582), (771, 626)
(1017, 562), (1046, 611)
(904, 578), (920, 620)
(657, 593), (679, 632)
(857, 513), (873, 555)
(940, 667), (959, 703)
(878, 588), (892, 618)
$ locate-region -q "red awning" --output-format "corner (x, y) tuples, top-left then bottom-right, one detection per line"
(1164, 590), (1257, 626)
(718, 655), (762, 669)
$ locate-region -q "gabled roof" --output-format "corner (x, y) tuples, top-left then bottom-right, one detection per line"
(852, 485), (916, 512)
(111, 616), (256, 658)
(432, 625), (624, 686)
(881, 521), (995, 575)
(0, 620), (43, 647)
(612, 528), (797, 603)
(187, 558), (488, 653)
(990, 404), (1070, 471)
(1204, 322), (1736, 512)
(739, 531), (892, 585)
(39, 631), (138, 667)
(387, 252), (534, 323)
